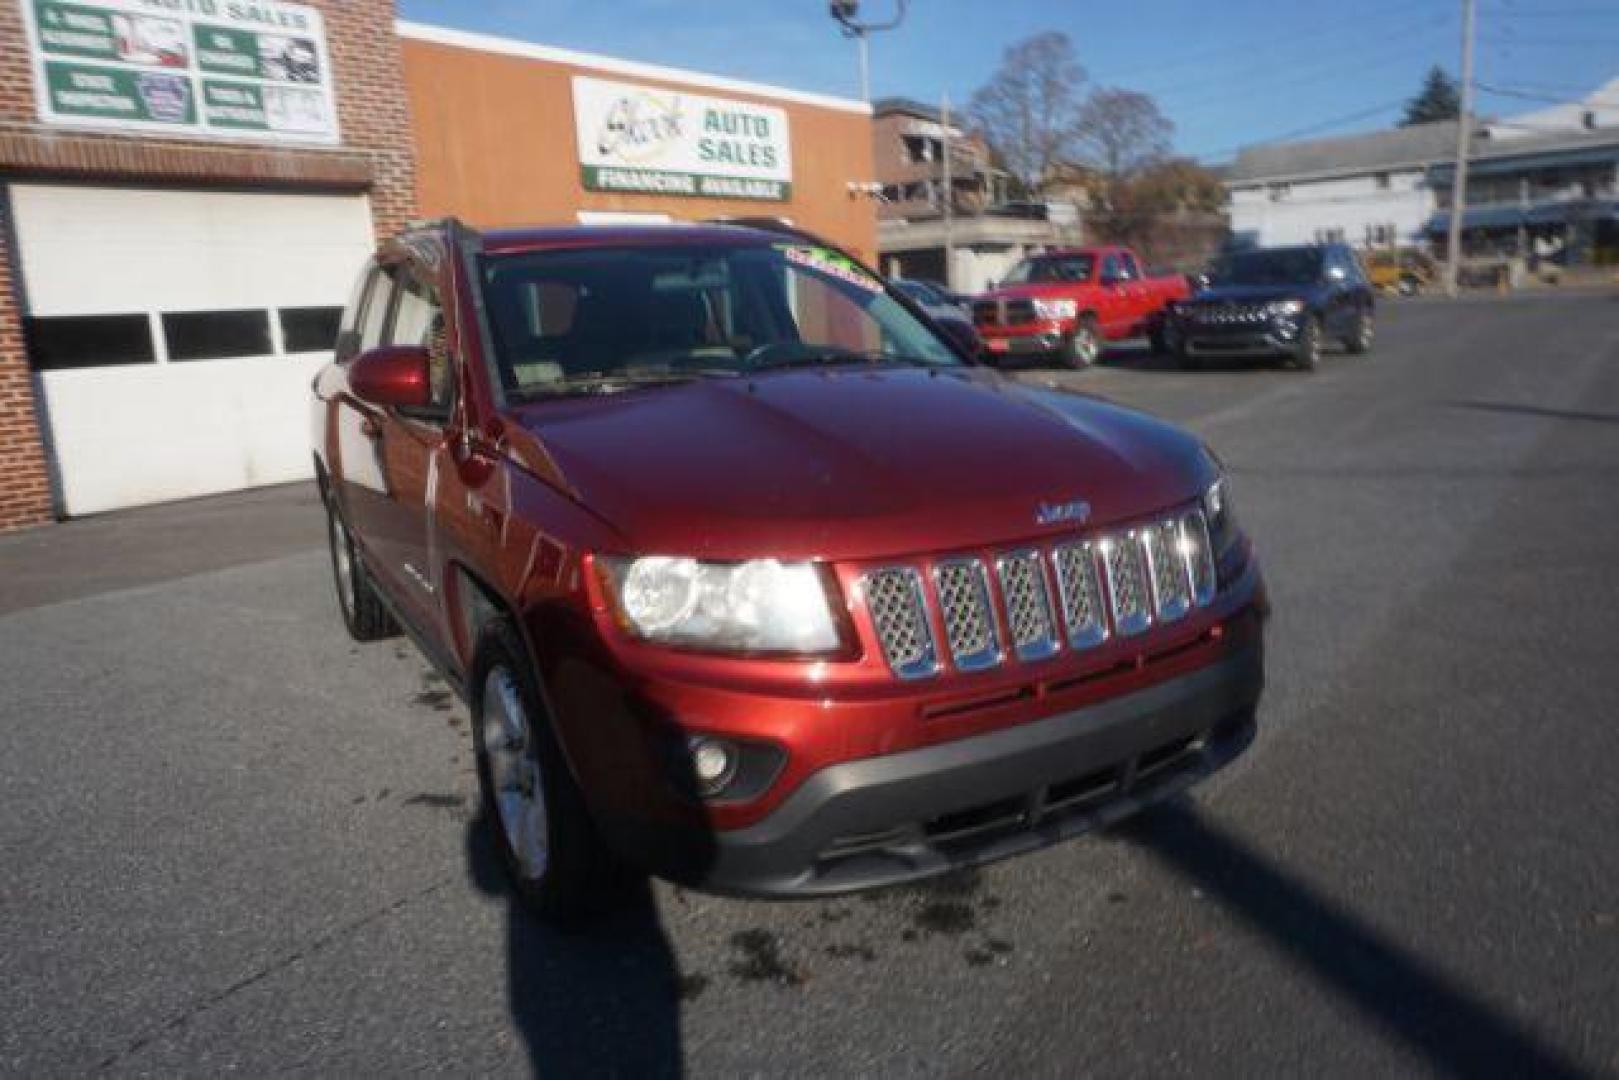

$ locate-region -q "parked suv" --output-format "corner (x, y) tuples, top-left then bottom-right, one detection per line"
(1165, 243), (1375, 370)
(312, 220), (1267, 919)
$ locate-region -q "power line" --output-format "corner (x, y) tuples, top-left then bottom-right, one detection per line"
(1190, 99), (1408, 163)
(1474, 81), (1619, 107)
(1086, 1), (1441, 86)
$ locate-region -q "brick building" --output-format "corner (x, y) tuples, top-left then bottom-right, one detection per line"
(0, 3), (874, 529)
(0, 0), (414, 527)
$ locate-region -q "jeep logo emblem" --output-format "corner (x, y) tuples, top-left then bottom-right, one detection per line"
(1035, 499), (1091, 526)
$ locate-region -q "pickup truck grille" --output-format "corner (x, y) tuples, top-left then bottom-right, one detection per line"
(862, 507), (1217, 680)
(972, 298), (1037, 327)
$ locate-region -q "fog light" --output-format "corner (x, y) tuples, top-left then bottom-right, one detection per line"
(687, 736), (738, 797)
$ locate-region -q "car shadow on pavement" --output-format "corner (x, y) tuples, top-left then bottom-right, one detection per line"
(1117, 801), (1590, 1079)
(1446, 400), (1619, 426)
(464, 817), (685, 1078)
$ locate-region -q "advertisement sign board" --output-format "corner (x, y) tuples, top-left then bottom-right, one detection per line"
(573, 75), (792, 202)
(20, 0), (339, 145)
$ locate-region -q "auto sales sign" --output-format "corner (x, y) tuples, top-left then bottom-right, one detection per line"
(20, 0), (339, 145)
(573, 76), (792, 202)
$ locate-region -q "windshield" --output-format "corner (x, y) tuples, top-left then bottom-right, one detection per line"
(480, 242), (962, 396)
(1208, 248), (1323, 286)
(1003, 254), (1094, 285)
(892, 280), (939, 305)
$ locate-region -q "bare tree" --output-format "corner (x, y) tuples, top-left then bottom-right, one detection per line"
(968, 32), (1086, 198)
(1074, 87), (1174, 183)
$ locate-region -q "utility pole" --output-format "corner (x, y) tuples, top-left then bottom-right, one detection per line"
(828, 0), (909, 102)
(941, 92), (955, 291)
(1444, 0), (1476, 297)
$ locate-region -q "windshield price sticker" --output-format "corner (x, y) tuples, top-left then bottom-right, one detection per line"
(780, 245), (882, 294)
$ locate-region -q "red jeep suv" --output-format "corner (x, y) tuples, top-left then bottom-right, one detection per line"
(312, 219), (1266, 918)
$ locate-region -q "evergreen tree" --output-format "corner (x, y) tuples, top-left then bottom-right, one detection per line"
(1401, 67), (1462, 127)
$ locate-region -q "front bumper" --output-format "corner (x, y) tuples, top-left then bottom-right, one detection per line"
(618, 641), (1263, 897)
(1176, 318), (1299, 356)
(978, 319), (1069, 356)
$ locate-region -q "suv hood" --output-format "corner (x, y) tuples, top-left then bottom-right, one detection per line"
(506, 368), (1213, 561)
(1190, 283), (1320, 304)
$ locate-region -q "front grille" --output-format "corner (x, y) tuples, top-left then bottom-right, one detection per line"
(972, 298), (1037, 327)
(933, 559), (1001, 671)
(860, 505), (1219, 679)
(1185, 302), (1268, 326)
(864, 568), (938, 679)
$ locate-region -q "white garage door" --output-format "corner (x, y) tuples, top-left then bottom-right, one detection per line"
(13, 184), (375, 516)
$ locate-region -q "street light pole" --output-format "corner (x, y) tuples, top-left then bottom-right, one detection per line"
(829, 0), (908, 102)
(1444, 0), (1476, 297)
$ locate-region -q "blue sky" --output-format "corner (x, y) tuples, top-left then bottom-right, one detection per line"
(397, 0), (1619, 162)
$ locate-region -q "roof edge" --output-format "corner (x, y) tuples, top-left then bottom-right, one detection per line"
(397, 21), (873, 116)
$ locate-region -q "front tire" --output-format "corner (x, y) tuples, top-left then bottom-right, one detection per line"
(1063, 316), (1101, 369)
(325, 498), (398, 641)
(1290, 315), (1323, 371)
(1344, 308), (1375, 354)
(471, 619), (621, 923)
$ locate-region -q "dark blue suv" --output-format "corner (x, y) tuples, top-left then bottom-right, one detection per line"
(1165, 244), (1375, 370)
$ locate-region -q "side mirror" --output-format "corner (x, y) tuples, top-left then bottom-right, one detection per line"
(348, 345), (432, 409)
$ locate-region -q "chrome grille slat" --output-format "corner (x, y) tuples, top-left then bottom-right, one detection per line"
(1142, 520), (1192, 623)
(933, 558), (1001, 671)
(863, 568), (938, 680)
(1180, 509), (1218, 607)
(995, 550), (1060, 662)
(1052, 540), (1109, 649)
(1102, 534), (1153, 637)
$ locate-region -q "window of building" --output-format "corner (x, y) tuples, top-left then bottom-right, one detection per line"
(24, 314), (155, 371)
(1313, 227), (1346, 244)
(279, 306), (344, 353)
(1374, 172), (1391, 190)
(1268, 182), (1291, 201)
(903, 134), (942, 164)
(162, 309), (272, 361)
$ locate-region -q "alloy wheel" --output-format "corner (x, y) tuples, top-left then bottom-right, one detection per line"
(482, 665), (550, 881)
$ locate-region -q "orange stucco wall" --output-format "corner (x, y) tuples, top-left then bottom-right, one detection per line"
(401, 36), (878, 261)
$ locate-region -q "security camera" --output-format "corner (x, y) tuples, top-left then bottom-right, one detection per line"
(830, 1), (859, 22)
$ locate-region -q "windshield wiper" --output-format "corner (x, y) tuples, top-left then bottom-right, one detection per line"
(511, 371), (703, 399)
(748, 349), (935, 372)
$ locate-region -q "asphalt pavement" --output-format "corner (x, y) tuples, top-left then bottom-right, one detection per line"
(2, 292), (1616, 1077)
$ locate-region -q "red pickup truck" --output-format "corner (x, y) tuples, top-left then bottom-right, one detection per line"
(312, 219), (1266, 920)
(973, 246), (1190, 367)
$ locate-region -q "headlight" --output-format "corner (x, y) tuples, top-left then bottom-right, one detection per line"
(1032, 298), (1078, 320)
(1203, 475), (1231, 537)
(599, 555), (844, 655)
(1266, 299), (1306, 317)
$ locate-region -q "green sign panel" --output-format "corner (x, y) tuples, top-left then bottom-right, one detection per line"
(202, 79), (266, 130)
(34, 1), (118, 61)
(581, 165), (791, 203)
(194, 25), (261, 78)
(45, 60), (196, 125)
(23, 0), (337, 144)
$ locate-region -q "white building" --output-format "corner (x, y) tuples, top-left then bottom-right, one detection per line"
(1226, 122), (1458, 250)
(1227, 78), (1619, 255)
